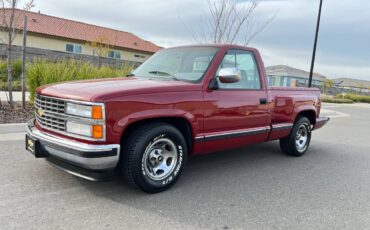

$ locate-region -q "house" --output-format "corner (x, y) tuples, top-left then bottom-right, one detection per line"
(0, 9), (161, 66)
(266, 65), (326, 88)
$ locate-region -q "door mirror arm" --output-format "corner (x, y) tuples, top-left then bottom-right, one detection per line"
(208, 77), (219, 90)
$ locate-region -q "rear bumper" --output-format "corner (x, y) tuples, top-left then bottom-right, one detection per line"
(313, 117), (330, 130)
(26, 119), (120, 181)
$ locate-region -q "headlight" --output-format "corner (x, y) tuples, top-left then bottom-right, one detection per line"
(65, 102), (104, 140)
(65, 103), (103, 119)
(66, 121), (92, 137)
(66, 121), (104, 139)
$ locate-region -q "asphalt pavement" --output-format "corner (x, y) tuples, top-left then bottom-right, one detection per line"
(0, 103), (370, 230)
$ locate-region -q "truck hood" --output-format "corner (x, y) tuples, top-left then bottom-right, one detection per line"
(37, 77), (202, 102)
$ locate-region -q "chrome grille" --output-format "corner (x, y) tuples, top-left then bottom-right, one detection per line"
(35, 94), (66, 132)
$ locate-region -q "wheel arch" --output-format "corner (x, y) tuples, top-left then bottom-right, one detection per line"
(295, 109), (316, 125)
(120, 116), (195, 154)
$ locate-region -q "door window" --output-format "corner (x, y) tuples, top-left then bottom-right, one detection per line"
(217, 50), (261, 89)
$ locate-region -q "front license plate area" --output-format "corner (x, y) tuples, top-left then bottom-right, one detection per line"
(25, 135), (48, 158)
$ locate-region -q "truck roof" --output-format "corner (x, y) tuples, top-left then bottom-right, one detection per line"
(166, 44), (258, 52)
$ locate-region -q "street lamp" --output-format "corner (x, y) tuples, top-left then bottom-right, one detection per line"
(308, 0), (323, 87)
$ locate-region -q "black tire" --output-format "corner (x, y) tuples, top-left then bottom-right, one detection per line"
(279, 117), (311, 157)
(121, 122), (187, 193)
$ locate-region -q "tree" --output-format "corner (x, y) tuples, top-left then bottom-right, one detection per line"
(182, 0), (276, 45)
(358, 84), (365, 95)
(323, 79), (334, 95)
(0, 0), (34, 109)
(87, 35), (111, 68)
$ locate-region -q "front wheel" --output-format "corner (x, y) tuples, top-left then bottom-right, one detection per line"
(279, 117), (311, 157)
(121, 122), (187, 193)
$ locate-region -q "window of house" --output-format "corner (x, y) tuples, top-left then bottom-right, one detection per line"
(216, 50), (261, 90)
(66, 44), (82, 54)
(108, 50), (121, 59)
(134, 54), (146, 59)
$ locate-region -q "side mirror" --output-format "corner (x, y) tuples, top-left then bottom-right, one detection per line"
(217, 68), (241, 83)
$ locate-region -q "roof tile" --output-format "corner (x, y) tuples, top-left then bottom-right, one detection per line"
(1, 9), (161, 53)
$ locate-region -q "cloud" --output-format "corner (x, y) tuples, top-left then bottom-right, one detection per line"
(33, 0), (370, 80)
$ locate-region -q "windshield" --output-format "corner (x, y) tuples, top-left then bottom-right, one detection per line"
(133, 47), (219, 82)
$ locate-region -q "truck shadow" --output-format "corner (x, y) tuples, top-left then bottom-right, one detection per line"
(77, 141), (286, 193)
(72, 140), (330, 228)
(80, 140), (311, 194)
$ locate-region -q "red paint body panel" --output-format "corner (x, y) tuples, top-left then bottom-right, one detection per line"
(34, 44), (325, 155)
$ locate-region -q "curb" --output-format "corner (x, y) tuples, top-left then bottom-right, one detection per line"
(0, 123), (27, 134)
(0, 123), (27, 127)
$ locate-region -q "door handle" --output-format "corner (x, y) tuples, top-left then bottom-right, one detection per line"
(259, 98), (267, 104)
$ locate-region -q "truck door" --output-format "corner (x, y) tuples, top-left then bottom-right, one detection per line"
(201, 49), (270, 153)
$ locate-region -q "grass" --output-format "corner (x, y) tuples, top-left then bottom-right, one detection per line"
(0, 59), (23, 91)
(1, 59), (132, 100)
(0, 80), (23, 91)
(335, 93), (370, 103)
(321, 95), (353, 104)
(27, 59), (132, 103)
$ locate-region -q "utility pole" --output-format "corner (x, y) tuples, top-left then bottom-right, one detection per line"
(308, 0), (323, 87)
(21, 15), (27, 109)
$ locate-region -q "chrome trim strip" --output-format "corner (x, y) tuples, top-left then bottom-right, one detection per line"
(36, 94), (105, 108)
(271, 123), (293, 131)
(197, 126), (271, 142)
(194, 136), (204, 143)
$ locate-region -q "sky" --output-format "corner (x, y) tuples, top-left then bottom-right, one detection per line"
(32, 0), (370, 80)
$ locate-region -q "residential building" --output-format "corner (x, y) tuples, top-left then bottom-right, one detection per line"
(266, 65), (326, 88)
(0, 9), (161, 67)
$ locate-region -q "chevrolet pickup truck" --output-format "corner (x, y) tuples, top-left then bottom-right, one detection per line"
(26, 44), (329, 193)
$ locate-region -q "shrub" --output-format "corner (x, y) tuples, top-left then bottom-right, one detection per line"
(0, 80), (22, 91)
(335, 93), (370, 103)
(0, 59), (23, 82)
(27, 59), (132, 102)
(321, 96), (353, 104)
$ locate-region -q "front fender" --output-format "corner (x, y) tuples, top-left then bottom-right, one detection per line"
(117, 109), (196, 128)
(108, 109), (198, 144)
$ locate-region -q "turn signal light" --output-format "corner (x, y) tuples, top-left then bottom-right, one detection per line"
(92, 125), (103, 139)
(92, 105), (103, 119)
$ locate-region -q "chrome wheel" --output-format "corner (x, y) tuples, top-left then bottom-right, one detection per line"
(295, 124), (308, 152)
(142, 138), (178, 181)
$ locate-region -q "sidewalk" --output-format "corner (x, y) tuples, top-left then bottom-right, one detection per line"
(0, 91), (30, 101)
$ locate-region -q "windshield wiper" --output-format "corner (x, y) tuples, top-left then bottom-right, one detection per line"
(148, 70), (179, 80)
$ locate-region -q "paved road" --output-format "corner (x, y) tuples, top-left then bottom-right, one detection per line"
(0, 104), (370, 229)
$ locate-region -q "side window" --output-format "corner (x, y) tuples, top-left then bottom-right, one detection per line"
(108, 50), (121, 59)
(217, 50), (261, 89)
(66, 44), (74, 53)
(74, 45), (82, 54)
(66, 44), (82, 54)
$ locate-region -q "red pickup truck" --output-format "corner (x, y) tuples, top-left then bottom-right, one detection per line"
(26, 44), (329, 193)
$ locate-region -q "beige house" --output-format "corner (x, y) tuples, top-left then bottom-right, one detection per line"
(0, 9), (161, 66)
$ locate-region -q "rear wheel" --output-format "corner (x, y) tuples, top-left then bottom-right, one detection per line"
(121, 122), (187, 193)
(280, 117), (311, 157)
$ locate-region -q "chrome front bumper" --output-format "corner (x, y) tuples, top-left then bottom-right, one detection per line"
(26, 119), (120, 180)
